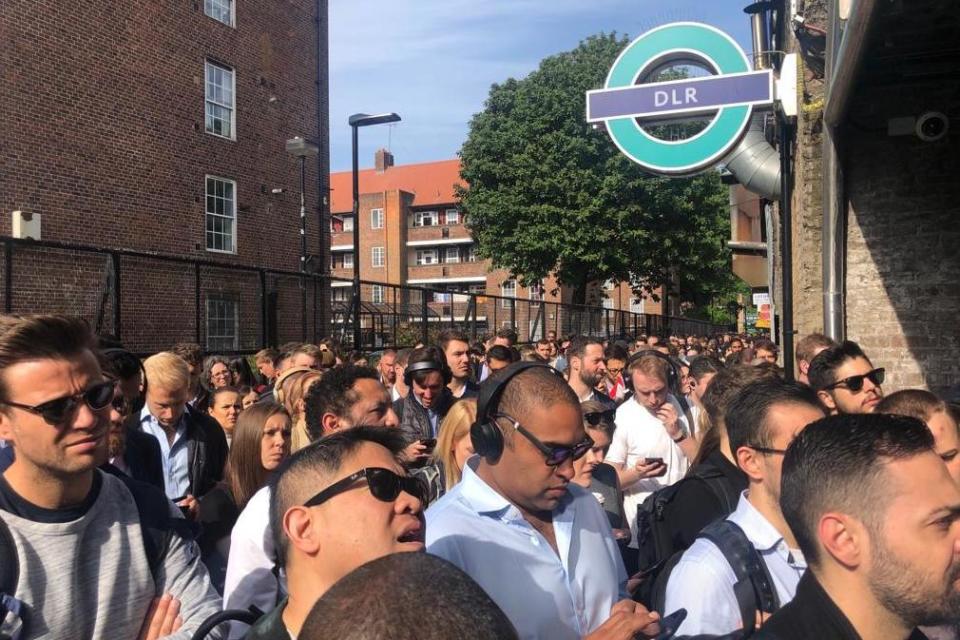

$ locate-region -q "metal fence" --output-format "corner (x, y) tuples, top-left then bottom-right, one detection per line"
(1, 237), (729, 353)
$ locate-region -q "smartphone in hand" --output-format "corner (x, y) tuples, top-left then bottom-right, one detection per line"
(644, 457), (668, 477)
(420, 438), (437, 452)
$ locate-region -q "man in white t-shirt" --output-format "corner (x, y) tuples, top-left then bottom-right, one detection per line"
(607, 352), (698, 550)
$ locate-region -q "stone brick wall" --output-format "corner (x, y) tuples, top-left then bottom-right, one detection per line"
(0, 0), (327, 351)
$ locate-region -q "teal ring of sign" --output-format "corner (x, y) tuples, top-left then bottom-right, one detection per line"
(604, 23), (752, 176)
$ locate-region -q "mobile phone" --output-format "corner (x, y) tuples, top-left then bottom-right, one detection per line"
(644, 457), (664, 466)
(655, 608), (687, 640)
(420, 438), (437, 451)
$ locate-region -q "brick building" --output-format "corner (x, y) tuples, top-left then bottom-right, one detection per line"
(730, 0), (959, 392)
(0, 0), (329, 353)
(328, 151), (663, 344)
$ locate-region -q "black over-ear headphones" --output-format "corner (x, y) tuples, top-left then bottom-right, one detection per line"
(403, 348), (453, 387)
(470, 361), (564, 462)
(622, 349), (681, 396)
(100, 347), (149, 414)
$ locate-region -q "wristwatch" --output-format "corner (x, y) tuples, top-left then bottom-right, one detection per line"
(672, 433), (688, 444)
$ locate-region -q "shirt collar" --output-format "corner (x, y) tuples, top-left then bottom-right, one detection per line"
(458, 457), (514, 516)
(733, 491), (791, 553)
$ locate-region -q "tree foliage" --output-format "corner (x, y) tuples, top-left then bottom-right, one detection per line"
(458, 33), (738, 309)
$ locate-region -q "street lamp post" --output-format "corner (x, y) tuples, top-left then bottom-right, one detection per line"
(348, 112), (401, 349)
(286, 136), (320, 342)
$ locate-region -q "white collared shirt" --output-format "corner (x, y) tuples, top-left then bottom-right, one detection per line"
(664, 492), (807, 636)
(426, 458), (627, 640)
(606, 395), (689, 547)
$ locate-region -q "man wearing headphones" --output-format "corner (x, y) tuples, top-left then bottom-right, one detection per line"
(426, 362), (662, 640)
(394, 346), (455, 464)
(607, 351), (695, 553)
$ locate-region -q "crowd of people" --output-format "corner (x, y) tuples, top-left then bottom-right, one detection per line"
(0, 316), (958, 640)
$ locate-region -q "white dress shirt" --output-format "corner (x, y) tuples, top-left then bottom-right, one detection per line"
(426, 458), (627, 640)
(664, 492), (807, 636)
(606, 395), (689, 547)
(222, 485), (286, 638)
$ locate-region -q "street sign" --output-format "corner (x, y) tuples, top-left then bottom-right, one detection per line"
(586, 22), (774, 176)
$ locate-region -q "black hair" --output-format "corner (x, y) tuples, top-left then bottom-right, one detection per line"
(487, 345), (514, 363)
(807, 340), (871, 391)
(438, 328), (470, 353)
(780, 413), (934, 566)
(566, 336), (603, 363)
(724, 379), (821, 456)
(304, 365), (380, 442)
(99, 347), (142, 381)
(269, 426), (407, 567)
(688, 355), (724, 382)
(407, 346), (449, 387)
(299, 553), (518, 640)
(604, 344), (629, 363)
(229, 356), (258, 387)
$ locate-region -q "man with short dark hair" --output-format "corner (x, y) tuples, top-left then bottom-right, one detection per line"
(494, 327), (518, 347)
(534, 338), (553, 363)
(604, 344), (630, 404)
(664, 379), (825, 635)
(0, 315), (223, 639)
(725, 338), (744, 363)
(808, 340), (884, 415)
(224, 365), (398, 628)
(394, 347), (454, 463)
(427, 364), (662, 639)
(486, 345), (514, 374)
(300, 553), (518, 640)
(754, 339), (778, 365)
(244, 427), (425, 640)
(438, 329), (479, 399)
(755, 413), (960, 640)
(794, 333), (836, 385)
(566, 337), (615, 409)
(172, 341), (204, 405)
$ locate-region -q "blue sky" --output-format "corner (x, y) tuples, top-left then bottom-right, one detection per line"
(329, 1), (753, 172)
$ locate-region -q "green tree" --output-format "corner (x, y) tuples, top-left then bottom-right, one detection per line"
(458, 33), (738, 311)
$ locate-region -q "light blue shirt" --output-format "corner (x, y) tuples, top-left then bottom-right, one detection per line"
(426, 458), (627, 640)
(140, 406), (191, 499)
(664, 491), (807, 636)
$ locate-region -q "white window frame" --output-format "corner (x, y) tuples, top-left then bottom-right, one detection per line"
(343, 252), (354, 269)
(204, 0), (234, 26)
(371, 285), (384, 304)
(414, 211), (437, 227)
(501, 280), (516, 308)
(416, 249), (438, 265)
(332, 287), (347, 302)
(445, 208), (460, 225)
(343, 216), (355, 232)
(444, 247), (460, 264)
(371, 208), (384, 230)
(206, 296), (239, 351)
(529, 282), (544, 308)
(204, 60), (235, 139)
(466, 245), (478, 262)
(205, 175), (237, 254)
(372, 246), (385, 268)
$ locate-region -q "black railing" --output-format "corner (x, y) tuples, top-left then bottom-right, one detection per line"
(2, 236), (730, 353)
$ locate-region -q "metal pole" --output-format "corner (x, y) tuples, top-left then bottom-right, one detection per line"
(194, 263), (202, 345)
(780, 120), (795, 381)
(351, 124), (362, 348)
(112, 252), (122, 339)
(300, 155), (308, 343)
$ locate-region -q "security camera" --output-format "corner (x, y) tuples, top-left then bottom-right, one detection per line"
(915, 112), (949, 142)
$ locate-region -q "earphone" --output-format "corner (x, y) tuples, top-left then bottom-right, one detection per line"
(403, 347), (452, 387)
(621, 349), (681, 396)
(470, 361), (564, 462)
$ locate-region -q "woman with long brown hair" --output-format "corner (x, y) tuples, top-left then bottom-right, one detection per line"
(198, 401), (292, 592)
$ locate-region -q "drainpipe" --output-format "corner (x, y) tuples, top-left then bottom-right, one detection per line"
(821, 0), (879, 339)
(723, 2), (781, 201)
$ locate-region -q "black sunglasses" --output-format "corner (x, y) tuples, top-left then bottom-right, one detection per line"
(822, 367), (885, 393)
(303, 467), (427, 508)
(584, 410), (616, 427)
(493, 413), (594, 467)
(2, 380), (115, 425)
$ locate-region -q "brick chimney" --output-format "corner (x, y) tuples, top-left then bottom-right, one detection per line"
(375, 148), (394, 173)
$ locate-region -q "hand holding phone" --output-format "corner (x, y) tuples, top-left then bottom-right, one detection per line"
(420, 438), (437, 452)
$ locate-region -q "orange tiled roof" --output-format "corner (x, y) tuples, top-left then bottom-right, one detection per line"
(329, 158), (463, 214)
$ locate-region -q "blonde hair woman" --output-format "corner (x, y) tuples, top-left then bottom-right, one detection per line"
(415, 398), (477, 501)
(275, 366), (322, 452)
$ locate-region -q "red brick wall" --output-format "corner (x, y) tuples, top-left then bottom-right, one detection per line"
(0, 0), (329, 351)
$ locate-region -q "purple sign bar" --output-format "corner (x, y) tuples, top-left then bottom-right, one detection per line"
(586, 70), (773, 123)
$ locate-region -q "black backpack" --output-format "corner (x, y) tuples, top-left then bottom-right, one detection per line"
(0, 474), (195, 640)
(634, 464), (739, 606)
(650, 520), (780, 637)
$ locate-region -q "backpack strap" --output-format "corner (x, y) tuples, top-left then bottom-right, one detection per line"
(699, 519), (780, 635)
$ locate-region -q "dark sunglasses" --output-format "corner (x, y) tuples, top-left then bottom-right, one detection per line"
(303, 467), (427, 508)
(493, 413), (594, 467)
(584, 410), (616, 427)
(822, 367), (885, 393)
(2, 380), (115, 425)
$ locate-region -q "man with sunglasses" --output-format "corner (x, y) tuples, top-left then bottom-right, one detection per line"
(426, 364), (661, 640)
(808, 340), (885, 415)
(0, 315), (223, 639)
(663, 379), (824, 636)
(244, 426), (425, 640)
